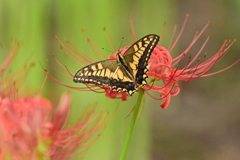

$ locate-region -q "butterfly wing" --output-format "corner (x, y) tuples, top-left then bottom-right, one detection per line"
(122, 34), (160, 86)
(73, 59), (119, 86)
(73, 59), (135, 92)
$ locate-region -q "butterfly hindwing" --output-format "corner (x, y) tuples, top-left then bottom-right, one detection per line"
(73, 34), (160, 95)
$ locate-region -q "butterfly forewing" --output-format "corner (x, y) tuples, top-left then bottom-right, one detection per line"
(73, 59), (118, 86)
(122, 34), (160, 86)
(73, 34), (160, 96)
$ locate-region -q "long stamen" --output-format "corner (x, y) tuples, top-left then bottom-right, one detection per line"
(145, 90), (162, 100)
(85, 84), (106, 93)
(51, 54), (73, 74)
(65, 39), (96, 65)
(176, 57), (205, 87)
(159, 21), (166, 46)
(64, 66), (74, 77)
(103, 27), (116, 52)
(174, 54), (194, 78)
(186, 35), (211, 68)
(168, 24), (177, 50)
(173, 22), (210, 62)
(192, 40), (236, 77)
(202, 59), (240, 77)
(160, 82), (178, 99)
(55, 36), (92, 66)
(169, 14), (189, 52)
(37, 75), (48, 96)
(46, 59), (72, 80)
(128, 15), (137, 42)
(198, 40), (234, 68)
(40, 66), (93, 91)
(0, 41), (21, 74)
(82, 29), (107, 60)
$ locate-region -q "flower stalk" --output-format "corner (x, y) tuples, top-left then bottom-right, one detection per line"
(120, 89), (144, 160)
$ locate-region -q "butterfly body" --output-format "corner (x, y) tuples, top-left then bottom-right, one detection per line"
(73, 34), (160, 95)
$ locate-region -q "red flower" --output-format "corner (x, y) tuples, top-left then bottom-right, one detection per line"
(46, 16), (239, 109)
(0, 42), (111, 159)
(145, 40), (238, 109)
(0, 87), (110, 160)
(128, 16), (239, 109)
(0, 93), (110, 160)
(0, 95), (52, 159)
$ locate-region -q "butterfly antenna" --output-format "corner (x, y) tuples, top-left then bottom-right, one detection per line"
(117, 37), (124, 55)
(119, 37), (124, 49)
(102, 48), (114, 53)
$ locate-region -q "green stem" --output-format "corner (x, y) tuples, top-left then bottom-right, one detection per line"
(120, 89), (144, 160)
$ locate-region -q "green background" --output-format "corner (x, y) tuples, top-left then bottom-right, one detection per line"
(1, 0), (240, 159)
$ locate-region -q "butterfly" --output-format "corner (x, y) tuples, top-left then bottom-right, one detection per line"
(73, 34), (160, 96)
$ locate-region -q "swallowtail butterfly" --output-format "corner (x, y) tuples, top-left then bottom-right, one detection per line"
(73, 34), (160, 95)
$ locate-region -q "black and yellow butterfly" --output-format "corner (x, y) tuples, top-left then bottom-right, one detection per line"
(73, 34), (160, 96)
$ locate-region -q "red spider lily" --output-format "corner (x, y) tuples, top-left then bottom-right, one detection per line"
(0, 43), (111, 159)
(46, 15), (239, 108)
(145, 40), (238, 109)
(0, 93), (111, 160)
(128, 15), (239, 109)
(0, 95), (53, 159)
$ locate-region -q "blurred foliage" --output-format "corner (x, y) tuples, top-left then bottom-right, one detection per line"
(0, 0), (239, 160)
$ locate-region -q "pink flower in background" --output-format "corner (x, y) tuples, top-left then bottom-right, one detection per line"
(0, 93), (109, 160)
(0, 94), (106, 160)
(48, 98), (111, 160)
(46, 16), (239, 109)
(0, 95), (53, 159)
(0, 42), (111, 159)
